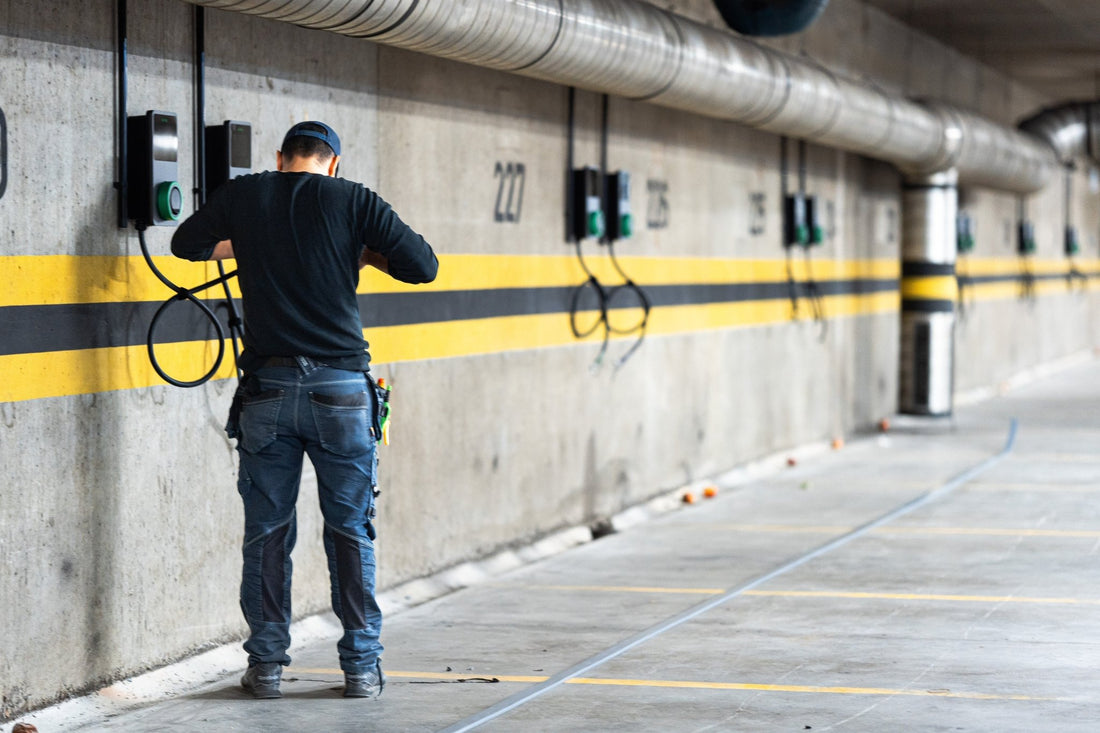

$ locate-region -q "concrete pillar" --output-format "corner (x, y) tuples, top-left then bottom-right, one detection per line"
(898, 170), (958, 416)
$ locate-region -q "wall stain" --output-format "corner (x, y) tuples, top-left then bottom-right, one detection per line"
(1, 402), (14, 428)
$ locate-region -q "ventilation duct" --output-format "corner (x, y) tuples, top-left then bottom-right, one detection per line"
(183, 0), (1057, 194)
(712, 0), (830, 37)
(1019, 101), (1100, 167)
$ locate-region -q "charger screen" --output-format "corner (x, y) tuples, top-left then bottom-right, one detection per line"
(153, 115), (177, 163)
(231, 124), (251, 170)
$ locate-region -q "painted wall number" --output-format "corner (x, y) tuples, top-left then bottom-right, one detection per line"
(885, 205), (897, 244)
(749, 192), (766, 236)
(646, 179), (669, 229)
(0, 106), (7, 202)
(493, 161), (525, 222)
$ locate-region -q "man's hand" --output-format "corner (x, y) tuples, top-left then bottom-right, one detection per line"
(359, 248), (390, 273)
(210, 240), (235, 260)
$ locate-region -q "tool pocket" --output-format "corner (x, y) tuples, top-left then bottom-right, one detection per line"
(238, 389), (285, 454)
(309, 391), (372, 457)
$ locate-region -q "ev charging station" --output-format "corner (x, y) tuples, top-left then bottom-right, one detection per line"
(126, 110), (183, 228)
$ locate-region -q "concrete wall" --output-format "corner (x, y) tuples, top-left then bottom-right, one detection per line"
(1, 0), (1098, 719)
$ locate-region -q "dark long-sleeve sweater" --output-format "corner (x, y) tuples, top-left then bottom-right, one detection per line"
(172, 171), (438, 371)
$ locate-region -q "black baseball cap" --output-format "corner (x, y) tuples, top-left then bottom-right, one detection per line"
(281, 121), (341, 156)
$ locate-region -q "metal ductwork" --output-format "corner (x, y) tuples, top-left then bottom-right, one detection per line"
(1019, 101), (1100, 167)
(183, 0), (1057, 194)
(712, 0), (830, 37)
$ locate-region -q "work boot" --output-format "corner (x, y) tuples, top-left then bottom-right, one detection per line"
(241, 662), (283, 699)
(344, 660), (385, 698)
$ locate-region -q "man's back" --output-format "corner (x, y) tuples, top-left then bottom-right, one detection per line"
(173, 170), (438, 371)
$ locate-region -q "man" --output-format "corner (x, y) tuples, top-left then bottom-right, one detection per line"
(171, 121), (438, 700)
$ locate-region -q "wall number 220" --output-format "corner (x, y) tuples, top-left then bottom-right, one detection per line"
(493, 161), (525, 223)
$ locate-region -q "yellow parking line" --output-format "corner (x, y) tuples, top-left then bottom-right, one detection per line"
(566, 677), (1055, 701)
(968, 483), (1100, 492)
(694, 523), (1100, 538)
(699, 523), (848, 533)
(1005, 453), (1100, 463)
(880, 527), (1100, 538)
(744, 590), (1100, 605)
(509, 584), (1099, 606)
(511, 584), (725, 595)
(294, 668), (547, 683)
(296, 668), (1056, 701)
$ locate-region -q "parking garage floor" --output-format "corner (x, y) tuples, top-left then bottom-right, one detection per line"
(12, 357), (1100, 732)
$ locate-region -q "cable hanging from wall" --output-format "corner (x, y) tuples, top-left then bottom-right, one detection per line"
(1016, 196), (1037, 302)
(955, 209), (974, 322)
(116, 0), (244, 387)
(1063, 165), (1088, 291)
(566, 89), (651, 373)
(780, 136), (826, 342)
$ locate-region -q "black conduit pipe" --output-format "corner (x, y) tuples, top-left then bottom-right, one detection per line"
(115, 0), (128, 227)
(712, 0), (830, 37)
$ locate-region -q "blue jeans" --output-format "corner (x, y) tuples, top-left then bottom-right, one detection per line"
(233, 357), (382, 674)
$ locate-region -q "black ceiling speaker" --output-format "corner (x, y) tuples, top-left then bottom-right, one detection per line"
(712, 0), (831, 36)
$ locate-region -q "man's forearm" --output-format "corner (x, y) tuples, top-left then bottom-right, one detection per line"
(359, 248), (389, 273)
(210, 240), (235, 260)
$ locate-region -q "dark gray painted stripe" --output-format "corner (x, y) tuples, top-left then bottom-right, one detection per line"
(902, 261), (955, 277)
(902, 298), (954, 313)
(0, 277), (895, 357)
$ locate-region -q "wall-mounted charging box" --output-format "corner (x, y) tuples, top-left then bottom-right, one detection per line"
(205, 120), (252, 196)
(572, 167), (605, 241)
(604, 171), (632, 242)
(127, 110), (182, 228)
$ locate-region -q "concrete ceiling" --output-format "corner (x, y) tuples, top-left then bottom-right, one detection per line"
(863, 0), (1100, 103)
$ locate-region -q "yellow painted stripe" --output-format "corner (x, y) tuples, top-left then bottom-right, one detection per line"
(0, 255), (240, 306)
(509, 584), (1099, 606)
(349, 292), (899, 365)
(960, 275), (1100, 303)
(881, 526), (1100, 538)
(4, 253), (1094, 307)
(901, 275), (957, 301)
(744, 590), (1100, 606)
(692, 523), (1100, 539)
(0, 288), (895, 402)
(2, 250), (1088, 403)
(293, 668), (1056, 701)
(960, 256), (1100, 278)
(968, 483), (1100, 492)
(1002, 453), (1100, 463)
(1, 253), (900, 305)
(294, 668), (547, 683)
(566, 677), (1053, 700)
(511, 584), (725, 595)
(0, 340), (237, 402)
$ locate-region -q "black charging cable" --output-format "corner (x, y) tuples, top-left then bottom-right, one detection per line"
(604, 241), (651, 370)
(568, 239), (650, 373)
(137, 225), (240, 387)
(1066, 262), (1088, 291)
(1018, 257), (1036, 302)
(956, 262), (972, 322)
(802, 246), (827, 341)
(569, 239), (612, 371)
(784, 246), (800, 317)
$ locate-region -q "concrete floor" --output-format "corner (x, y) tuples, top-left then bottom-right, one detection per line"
(13, 358), (1100, 732)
